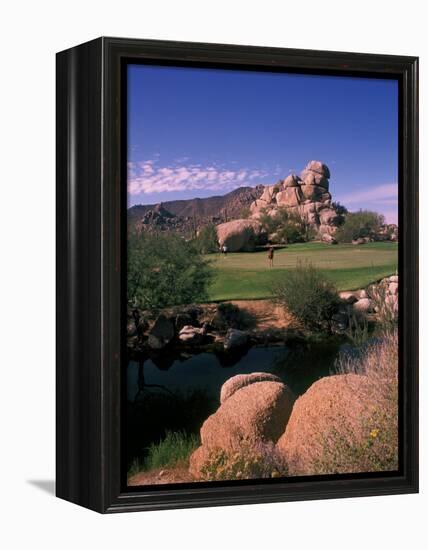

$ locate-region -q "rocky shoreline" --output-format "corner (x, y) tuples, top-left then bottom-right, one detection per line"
(127, 274), (398, 360)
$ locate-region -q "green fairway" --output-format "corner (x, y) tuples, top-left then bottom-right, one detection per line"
(206, 242), (398, 301)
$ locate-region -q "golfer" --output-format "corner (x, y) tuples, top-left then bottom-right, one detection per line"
(268, 245), (274, 267)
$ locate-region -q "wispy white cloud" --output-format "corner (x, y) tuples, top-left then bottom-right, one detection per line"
(337, 183), (398, 224)
(338, 183), (398, 206)
(128, 160), (268, 195)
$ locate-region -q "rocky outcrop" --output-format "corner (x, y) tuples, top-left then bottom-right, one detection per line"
(189, 379), (295, 478)
(248, 160), (340, 240)
(216, 219), (267, 252)
(337, 275), (399, 321)
(276, 374), (372, 475)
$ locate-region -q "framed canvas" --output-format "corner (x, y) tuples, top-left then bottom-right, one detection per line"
(56, 37), (419, 513)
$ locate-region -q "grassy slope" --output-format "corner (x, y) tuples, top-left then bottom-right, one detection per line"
(207, 242), (398, 301)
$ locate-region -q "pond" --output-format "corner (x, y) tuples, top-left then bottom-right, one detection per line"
(126, 340), (348, 466)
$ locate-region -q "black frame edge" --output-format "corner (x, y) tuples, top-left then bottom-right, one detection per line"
(56, 37), (105, 512)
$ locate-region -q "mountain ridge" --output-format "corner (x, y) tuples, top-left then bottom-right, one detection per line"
(128, 185), (265, 226)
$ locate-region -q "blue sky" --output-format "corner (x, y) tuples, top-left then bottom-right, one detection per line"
(127, 64), (398, 223)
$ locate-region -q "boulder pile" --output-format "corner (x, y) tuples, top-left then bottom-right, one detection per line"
(249, 160), (340, 243)
(214, 160), (340, 251)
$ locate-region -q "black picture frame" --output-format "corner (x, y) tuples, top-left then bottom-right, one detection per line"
(56, 36), (419, 513)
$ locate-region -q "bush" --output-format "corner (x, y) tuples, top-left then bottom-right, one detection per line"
(194, 223), (219, 254)
(128, 232), (213, 310)
(331, 201), (348, 226)
(272, 261), (340, 332)
(199, 438), (288, 481)
(367, 281), (398, 333)
(336, 210), (385, 243)
(259, 207), (314, 244)
(141, 430), (200, 471)
(211, 302), (254, 331)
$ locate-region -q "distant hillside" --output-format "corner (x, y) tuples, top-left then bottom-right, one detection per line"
(128, 185), (264, 232)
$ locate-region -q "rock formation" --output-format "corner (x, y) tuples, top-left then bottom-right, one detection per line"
(248, 160), (340, 243)
(216, 218), (267, 252)
(189, 379), (295, 478)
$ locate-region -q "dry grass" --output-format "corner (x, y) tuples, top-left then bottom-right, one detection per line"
(198, 437), (288, 481)
(313, 329), (399, 474)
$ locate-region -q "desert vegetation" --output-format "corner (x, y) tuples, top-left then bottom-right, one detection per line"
(336, 209), (385, 243)
(198, 438), (288, 481)
(128, 231), (213, 310)
(312, 329), (399, 474)
(271, 260), (340, 332)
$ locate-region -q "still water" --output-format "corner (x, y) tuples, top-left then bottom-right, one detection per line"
(128, 340), (345, 402)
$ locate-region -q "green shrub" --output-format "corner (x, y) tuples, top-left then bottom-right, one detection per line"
(143, 430), (200, 471)
(331, 201), (348, 225)
(336, 210), (385, 243)
(128, 232), (213, 310)
(259, 207), (315, 244)
(272, 261), (340, 332)
(194, 223), (219, 254)
(211, 302), (254, 331)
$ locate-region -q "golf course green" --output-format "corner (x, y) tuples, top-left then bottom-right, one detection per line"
(207, 241), (398, 301)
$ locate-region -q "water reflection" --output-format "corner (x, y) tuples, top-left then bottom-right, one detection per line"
(128, 340), (343, 403)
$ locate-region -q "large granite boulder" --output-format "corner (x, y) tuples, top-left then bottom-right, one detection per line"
(276, 374), (372, 475)
(216, 219), (267, 252)
(189, 380), (295, 478)
(303, 160), (331, 179)
(276, 187), (302, 207)
(220, 372), (282, 404)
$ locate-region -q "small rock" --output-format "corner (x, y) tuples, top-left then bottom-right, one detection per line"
(178, 325), (206, 344)
(148, 314), (175, 349)
(223, 329), (248, 351)
(353, 298), (373, 314)
(321, 233), (337, 245)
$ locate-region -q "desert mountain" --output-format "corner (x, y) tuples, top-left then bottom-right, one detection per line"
(128, 185), (264, 233)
